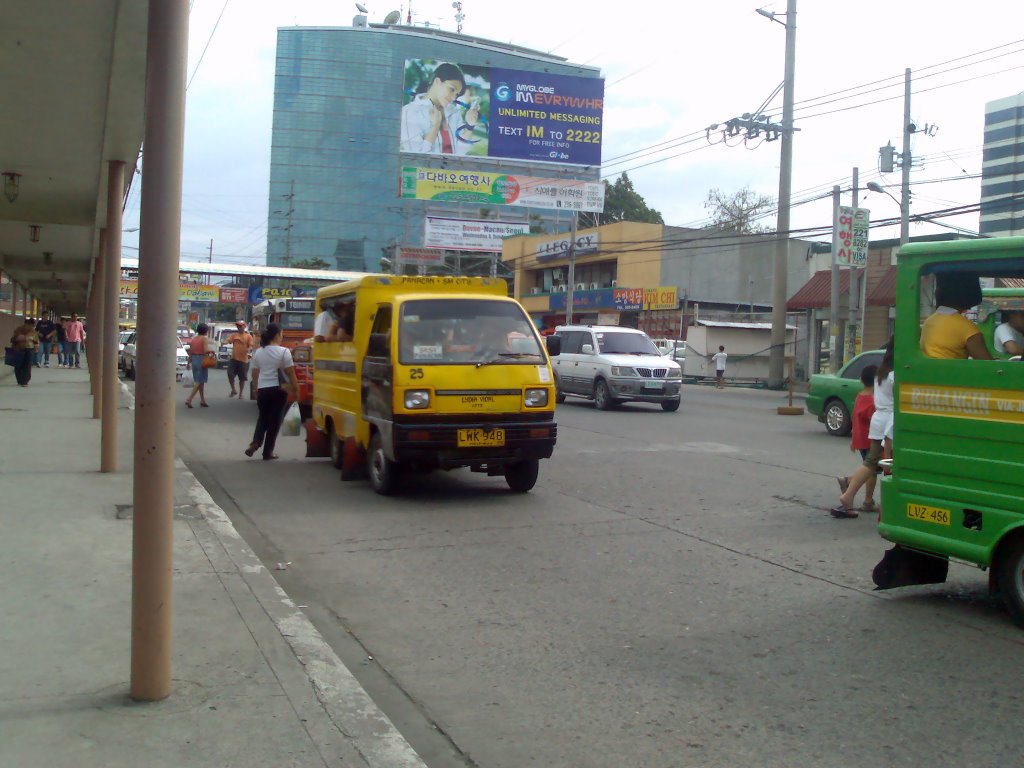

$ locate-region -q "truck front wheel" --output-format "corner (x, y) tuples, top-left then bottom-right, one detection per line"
(997, 537), (1024, 628)
(368, 432), (398, 495)
(504, 459), (539, 493)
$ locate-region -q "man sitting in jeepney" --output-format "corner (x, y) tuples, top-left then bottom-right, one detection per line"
(920, 273), (993, 360)
(994, 309), (1024, 357)
(314, 302), (354, 343)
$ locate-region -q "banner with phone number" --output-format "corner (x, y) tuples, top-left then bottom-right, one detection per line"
(401, 167), (605, 212)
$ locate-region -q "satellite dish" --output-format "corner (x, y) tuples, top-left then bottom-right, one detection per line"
(383, 9), (401, 24)
(355, 3), (369, 13)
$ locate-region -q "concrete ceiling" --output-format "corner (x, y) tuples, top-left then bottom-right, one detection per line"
(0, 0), (148, 313)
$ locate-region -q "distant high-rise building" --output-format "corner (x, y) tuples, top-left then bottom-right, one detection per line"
(980, 93), (1024, 237)
(266, 22), (603, 271)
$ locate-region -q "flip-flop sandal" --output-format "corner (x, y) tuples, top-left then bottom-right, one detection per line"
(830, 505), (859, 519)
(860, 500), (878, 513)
(836, 476), (850, 494)
(244, 443), (258, 457)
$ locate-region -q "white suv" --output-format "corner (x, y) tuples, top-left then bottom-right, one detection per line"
(552, 325), (682, 412)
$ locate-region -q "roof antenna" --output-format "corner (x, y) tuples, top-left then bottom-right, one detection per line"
(406, 0), (412, 24)
(452, 1), (464, 33)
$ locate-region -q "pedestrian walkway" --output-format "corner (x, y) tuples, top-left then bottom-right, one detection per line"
(0, 361), (425, 768)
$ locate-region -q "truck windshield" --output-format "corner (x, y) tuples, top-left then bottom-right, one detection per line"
(399, 299), (543, 365)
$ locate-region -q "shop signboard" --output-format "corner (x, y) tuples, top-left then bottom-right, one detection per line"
(423, 216), (529, 252)
(643, 286), (678, 310)
(836, 206), (869, 267)
(218, 287), (248, 304)
(121, 280), (219, 303)
(398, 246), (446, 266)
(534, 233), (600, 263)
(401, 167), (604, 213)
(548, 286), (677, 312)
(400, 59), (604, 166)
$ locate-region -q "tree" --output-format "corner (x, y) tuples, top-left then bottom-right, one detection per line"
(290, 257), (331, 270)
(598, 173), (664, 225)
(703, 186), (775, 234)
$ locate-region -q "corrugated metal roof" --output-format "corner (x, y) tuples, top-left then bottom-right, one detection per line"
(120, 257), (371, 283)
(697, 320), (797, 330)
(998, 277), (1024, 289)
(867, 267), (898, 307)
(786, 269), (851, 310)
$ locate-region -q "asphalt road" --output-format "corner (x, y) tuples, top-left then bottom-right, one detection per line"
(164, 374), (1024, 768)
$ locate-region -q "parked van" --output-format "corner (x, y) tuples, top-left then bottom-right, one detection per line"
(874, 237), (1024, 626)
(311, 275), (561, 495)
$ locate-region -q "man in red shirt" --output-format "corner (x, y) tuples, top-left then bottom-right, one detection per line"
(64, 313), (85, 368)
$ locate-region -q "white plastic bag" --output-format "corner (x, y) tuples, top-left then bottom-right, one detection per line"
(281, 402), (301, 436)
(181, 368), (194, 388)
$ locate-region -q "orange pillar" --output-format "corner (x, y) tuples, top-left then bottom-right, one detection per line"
(101, 164), (123, 472)
(130, 0), (188, 702)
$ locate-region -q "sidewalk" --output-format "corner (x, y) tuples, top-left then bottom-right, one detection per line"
(0, 361), (425, 768)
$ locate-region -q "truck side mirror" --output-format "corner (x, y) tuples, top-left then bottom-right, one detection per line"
(367, 332), (390, 358)
(545, 335), (561, 357)
(581, 343), (594, 355)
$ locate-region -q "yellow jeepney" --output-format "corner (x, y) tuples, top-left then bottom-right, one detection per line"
(311, 275), (561, 494)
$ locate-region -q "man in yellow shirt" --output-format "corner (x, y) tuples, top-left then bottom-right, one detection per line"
(920, 274), (993, 360)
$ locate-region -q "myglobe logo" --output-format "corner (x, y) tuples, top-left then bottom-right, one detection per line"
(494, 82), (511, 102)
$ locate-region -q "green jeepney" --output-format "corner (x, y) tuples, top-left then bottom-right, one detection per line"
(874, 236), (1024, 626)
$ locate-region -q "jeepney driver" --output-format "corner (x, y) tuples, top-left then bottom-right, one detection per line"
(994, 309), (1024, 356)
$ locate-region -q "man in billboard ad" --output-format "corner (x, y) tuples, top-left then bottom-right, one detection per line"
(400, 60), (488, 156)
(400, 59), (604, 166)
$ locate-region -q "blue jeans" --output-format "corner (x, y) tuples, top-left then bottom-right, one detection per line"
(66, 341), (81, 367)
(36, 342), (50, 366)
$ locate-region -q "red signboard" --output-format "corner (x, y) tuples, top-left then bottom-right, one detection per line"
(219, 287), (248, 304)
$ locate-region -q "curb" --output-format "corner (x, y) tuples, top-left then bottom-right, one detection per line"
(122, 381), (427, 768)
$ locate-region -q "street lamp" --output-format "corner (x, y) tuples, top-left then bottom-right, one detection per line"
(866, 182), (909, 245)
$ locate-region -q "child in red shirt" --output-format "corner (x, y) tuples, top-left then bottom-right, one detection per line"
(835, 365), (878, 516)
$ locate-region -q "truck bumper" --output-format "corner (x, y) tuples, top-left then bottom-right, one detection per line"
(392, 419), (556, 469)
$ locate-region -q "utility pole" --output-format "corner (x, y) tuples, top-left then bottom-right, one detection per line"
(829, 184), (841, 373)
(768, 0), (797, 388)
(900, 68), (912, 245)
(565, 212), (578, 325)
(847, 167), (859, 362)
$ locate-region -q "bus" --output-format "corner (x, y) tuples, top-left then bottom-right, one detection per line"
(248, 297), (316, 414)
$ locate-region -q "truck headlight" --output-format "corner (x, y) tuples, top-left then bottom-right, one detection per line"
(524, 388), (548, 407)
(404, 390), (431, 409)
(667, 367), (682, 379)
(611, 366), (638, 377)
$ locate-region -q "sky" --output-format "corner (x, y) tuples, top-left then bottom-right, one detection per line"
(122, 0), (1024, 266)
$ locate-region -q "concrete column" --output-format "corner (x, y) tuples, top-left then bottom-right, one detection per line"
(102, 165), (124, 472)
(130, 0), (189, 703)
(91, 238), (105, 410)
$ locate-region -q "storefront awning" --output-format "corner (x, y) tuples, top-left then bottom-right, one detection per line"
(786, 269), (851, 310)
(866, 266), (898, 307)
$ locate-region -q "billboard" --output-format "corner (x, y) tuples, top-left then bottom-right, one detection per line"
(836, 206), (870, 267)
(424, 216), (530, 252)
(120, 280), (220, 303)
(548, 286), (679, 312)
(401, 167), (604, 212)
(399, 59), (604, 166)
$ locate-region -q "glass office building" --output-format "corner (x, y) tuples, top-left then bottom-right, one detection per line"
(267, 22), (602, 271)
(980, 93), (1024, 237)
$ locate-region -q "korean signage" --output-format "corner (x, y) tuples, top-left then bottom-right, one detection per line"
(401, 167), (604, 212)
(548, 286), (679, 312)
(120, 280), (219, 303)
(423, 216), (529, 252)
(398, 246), (446, 266)
(400, 59), (604, 166)
(836, 206), (870, 267)
(534, 233), (600, 263)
